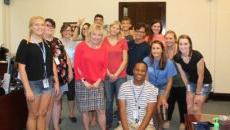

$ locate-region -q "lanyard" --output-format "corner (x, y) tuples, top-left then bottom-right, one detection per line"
(37, 42), (47, 78)
(153, 62), (160, 85)
(131, 81), (145, 109)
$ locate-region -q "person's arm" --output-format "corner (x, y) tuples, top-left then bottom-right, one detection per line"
(66, 54), (73, 82)
(176, 63), (189, 86)
(113, 49), (128, 79)
(196, 58), (205, 94)
(18, 63), (34, 101)
(158, 77), (173, 109)
(138, 102), (157, 130)
(92, 78), (102, 88)
(53, 61), (60, 95)
(118, 99), (129, 130)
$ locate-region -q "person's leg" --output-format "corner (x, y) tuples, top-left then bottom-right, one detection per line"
(46, 90), (54, 130)
(37, 92), (52, 130)
(90, 111), (97, 126)
(52, 91), (63, 130)
(82, 112), (90, 130)
(193, 84), (211, 114)
(104, 78), (115, 128)
(26, 95), (41, 130)
(163, 87), (176, 128)
(97, 109), (106, 130)
(114, 77), (127, 122)
(67, 79), (76, 122)
(167, 87), (176, 121)
(177, 87), (187, 123)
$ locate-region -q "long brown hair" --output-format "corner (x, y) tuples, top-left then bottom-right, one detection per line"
(149, 40), (167, 70)
(177, 34), (193, 57)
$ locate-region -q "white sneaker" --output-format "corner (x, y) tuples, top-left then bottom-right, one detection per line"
(162, 121), (170, 129)
(179, 123), (185, 130)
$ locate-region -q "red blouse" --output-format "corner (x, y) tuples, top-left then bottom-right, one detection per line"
(74, 41), (108, 84)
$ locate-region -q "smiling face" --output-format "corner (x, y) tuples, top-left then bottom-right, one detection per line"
(89, 30), (103, 45)
(109, 23), (120, 36)
(178, 38), (191, 56)
(151, 42), (163, 59)
(133, 62), (147, 83)
(134, 27), (146, 41)
(81, 24), (90, 37)
(121, 20), (131, 31)
(151, 22), (161, 35)
(30, 18), (45, 36)
(44, 21), (55, 36)
(165, 32), (176, 47)
(62, 26), (72, 39)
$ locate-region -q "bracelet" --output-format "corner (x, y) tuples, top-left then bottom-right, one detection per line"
(195, 91), (202, 95)
(186, 84), (191, 91)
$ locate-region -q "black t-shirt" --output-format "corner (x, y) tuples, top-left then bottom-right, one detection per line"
(127, 40), (150, 75)
(174, 50), (212, 84)
(16, 39), (53, 81)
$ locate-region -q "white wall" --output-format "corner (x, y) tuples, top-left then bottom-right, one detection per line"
(2, 0), (230, 93)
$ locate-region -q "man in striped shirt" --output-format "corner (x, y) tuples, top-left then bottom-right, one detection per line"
(115, 61), (158, 130)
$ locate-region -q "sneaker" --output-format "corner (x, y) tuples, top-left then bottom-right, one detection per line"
(179, 123), (185, 130)
(162, 121), (170, 129)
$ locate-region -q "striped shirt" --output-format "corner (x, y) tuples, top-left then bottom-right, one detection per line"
(118, 80), (158, 124)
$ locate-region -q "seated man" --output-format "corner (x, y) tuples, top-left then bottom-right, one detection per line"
(116, 61), (159, 130)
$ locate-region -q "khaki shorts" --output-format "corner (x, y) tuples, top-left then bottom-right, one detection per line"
(115, 123), (155, 130)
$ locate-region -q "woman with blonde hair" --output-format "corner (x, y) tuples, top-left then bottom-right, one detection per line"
(74, 24), (108, 130)
(16, 16), (59, 130)
(103, 20), (128, 129)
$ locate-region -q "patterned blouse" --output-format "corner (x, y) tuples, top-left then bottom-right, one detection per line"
(47, 37), (68, 85)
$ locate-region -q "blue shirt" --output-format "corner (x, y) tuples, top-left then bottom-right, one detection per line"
(144, 57), (177, 90)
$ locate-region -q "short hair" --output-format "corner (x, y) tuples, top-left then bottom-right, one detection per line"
(45, 18), (56, 28)
(86, 24), (104, 40)
(165, 30), (177, 41)
(134, 61), (148, 70)
(134, 23), (147, 33)
(94, 14), (104, 20)
(60, 24), (72, 37)
(121, 16), (132, 23)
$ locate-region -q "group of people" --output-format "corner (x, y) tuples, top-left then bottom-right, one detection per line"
(15, 13), (212, 130)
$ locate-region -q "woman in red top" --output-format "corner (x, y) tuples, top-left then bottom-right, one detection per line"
(147, 19), (165, 45)
(74, 24), (107, 130)
(103, 21), (128, 129)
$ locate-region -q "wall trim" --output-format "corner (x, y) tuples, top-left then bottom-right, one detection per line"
(208, 92), (230, 101)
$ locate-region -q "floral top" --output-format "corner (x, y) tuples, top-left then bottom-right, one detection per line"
(47, 37), (68, 85)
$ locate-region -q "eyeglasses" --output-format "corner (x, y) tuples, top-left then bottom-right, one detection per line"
(136, 30), (145, 34)
(46, 24), (54, 29)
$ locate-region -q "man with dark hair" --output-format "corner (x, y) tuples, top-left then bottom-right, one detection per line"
(116, 61), (158, 130)
(126, 23), (150, 80)
(94, 14), (104, 26)
(120, 16), (134, 41)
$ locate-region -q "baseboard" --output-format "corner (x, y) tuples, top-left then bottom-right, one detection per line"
(208, 92), (230, 101)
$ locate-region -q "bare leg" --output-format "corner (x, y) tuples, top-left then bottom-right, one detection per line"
(193, 95), (207, 114)
(90, 111), (97, 126)
(46, 91), (54, 130)
(186, 92), (195, 114)
(82, 112), (90, 130)
(97, 109), (106, 130)
(52, 92), (62, 130)
(37, 92), (52, 130)
(26, 95), (41, 130)
(68, 100), (76, 118)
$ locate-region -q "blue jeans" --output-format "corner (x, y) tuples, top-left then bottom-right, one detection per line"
(104, 77), (127, 127)
(187, 83), (212, 96)
(29, 76), (53, 96)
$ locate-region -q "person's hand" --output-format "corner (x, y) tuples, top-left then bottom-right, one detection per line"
(25, 89), (35, 102)
(158, 96), (168, 111)
(92, 81), (101, 88)
(68, 72), (73, 83)
(110, 74), (118, 82)
(82, 80), (93, 89)
(54, 83), (60, 96)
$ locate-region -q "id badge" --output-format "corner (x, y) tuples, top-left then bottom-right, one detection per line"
(133, 110), (139, 122)
(42, 79), (49, 88)
(54, 57), (60, 65)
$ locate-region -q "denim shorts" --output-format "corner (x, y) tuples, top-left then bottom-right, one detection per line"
(29, 77), (53, 95)
(187, 83), (212, 96)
